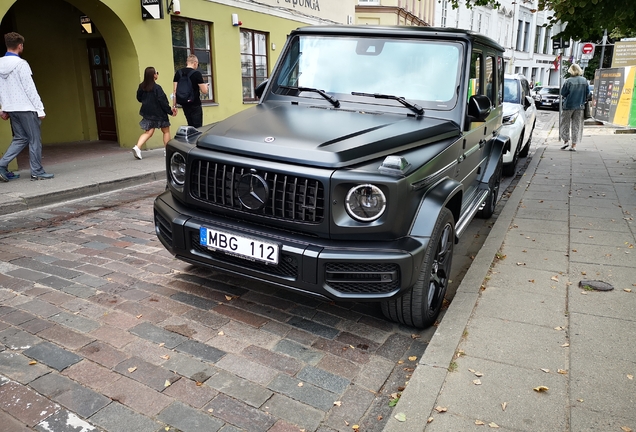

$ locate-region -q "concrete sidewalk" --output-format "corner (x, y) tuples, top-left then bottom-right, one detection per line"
(384, 126), (636, 431)
(0, 146), (166, 216)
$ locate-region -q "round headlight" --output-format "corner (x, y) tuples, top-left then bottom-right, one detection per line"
(345, 184), (386, 222)
(170, 152), (187, 185)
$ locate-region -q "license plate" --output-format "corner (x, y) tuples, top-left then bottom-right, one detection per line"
(200, 227), (279, 265)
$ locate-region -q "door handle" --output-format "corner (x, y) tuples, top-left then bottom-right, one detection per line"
(458, 154), (465, 163)
(479, 139), (486, 148)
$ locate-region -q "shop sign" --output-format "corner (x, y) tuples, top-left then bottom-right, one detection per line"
(141, 0), (163, 20)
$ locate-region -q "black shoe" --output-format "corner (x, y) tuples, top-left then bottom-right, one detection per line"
(30, 172), (54, 181)
(560, 144), (569, 150)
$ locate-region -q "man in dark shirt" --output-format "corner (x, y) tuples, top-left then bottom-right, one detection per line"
(172, 54), (208, 128)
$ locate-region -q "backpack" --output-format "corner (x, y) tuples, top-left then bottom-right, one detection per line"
(175, 69), (196, 105)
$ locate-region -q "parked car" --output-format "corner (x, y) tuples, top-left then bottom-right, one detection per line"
(154, 25), (510, 328)
(534, 86), (561, 110)
(501, 74), (537, 176)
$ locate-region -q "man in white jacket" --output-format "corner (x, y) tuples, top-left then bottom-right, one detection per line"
(0, 32), (52, 182)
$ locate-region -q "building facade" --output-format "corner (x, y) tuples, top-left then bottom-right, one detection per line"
(0, 0), (355, 171)
(355, 0), (434, 26)
(433, 0), (572, 87)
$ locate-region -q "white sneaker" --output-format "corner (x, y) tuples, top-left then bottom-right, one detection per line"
(133, 146), (142, 160)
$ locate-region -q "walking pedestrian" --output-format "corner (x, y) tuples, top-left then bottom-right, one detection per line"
(133, 67), (176, 160)
(0, 32), (52, 182)
(172, 55), (208, 128)
(560, 64), (590, 152)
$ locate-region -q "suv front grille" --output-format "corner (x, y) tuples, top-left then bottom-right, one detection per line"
(190, 160), (325, 224)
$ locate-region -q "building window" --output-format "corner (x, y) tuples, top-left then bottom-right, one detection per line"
(441, 0), (448, 27)
(543, 28), (551, 54)
(477, 12), (482, 33)
(523, 22), (531, 52)
(241, 29), (268, 102)
(516, 20), (523, 51)
(534, 25), (542, 53)
(171, 18), (214, 102)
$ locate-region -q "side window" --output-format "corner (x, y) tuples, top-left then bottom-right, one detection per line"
(521, 79), (531, 100)
(497, 56), (504, 105)
(485, 55), (495, 106)
(468, 51), (482, 101)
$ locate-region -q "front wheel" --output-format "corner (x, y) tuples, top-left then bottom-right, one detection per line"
(381, 208), (455, 328)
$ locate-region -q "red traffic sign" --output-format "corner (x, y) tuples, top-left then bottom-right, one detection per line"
(582, 43), (595, 54)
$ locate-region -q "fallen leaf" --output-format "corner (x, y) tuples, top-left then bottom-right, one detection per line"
(475, 419), (485, 425)
(581, 271), (587, 275)
(533, 386), (549, 392)
(558, 369), (568, 374)
(427, 417), (434, 423)
(501, 402), (507, 411)
(473, 379), (482, 385)
(127, 367), (137, 373)
(160, 355), (170, 360)
(195, 381), (203, 386)
(625, 289), (632, 293)
(528, 279), (535, 283)
(408, 356), (417, 361)
(377, 415), (383, 421)
(489, 422), (500, 428)
(628, 375), (633, 380)
(394, 413), (406, 422)
(207, 408), (214, 413)
(164, 379), (171, 387)
(136, 314), (143, 319)
(298, 382), (304, 387)
(411, 334), (421, 339)
(562, 343), (570, 347)
(577, 398), (584, 402)
(28, 360), (37, 365)
(621, 427), (632, 432)
(397, 360), (404, 364)
(352, 425), (359, 431)
(516, 262), (526, 266)
(334, 401), (342, 406)
(551, 276), (559, 282)
(541, 368), (550, 373)
(435, 406), (448, 413)
(344, 421), (349, 426)
(474, 371), (483, 377)
(468, 368), (476, 373)
(225, 295), (233, 301)
(218, 331), (224, 335)
(158, 342), (165, 347)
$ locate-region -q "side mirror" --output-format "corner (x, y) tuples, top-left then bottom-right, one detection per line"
(255, 80), (268, 99)
(524, 96), (534, 109)
(467, 95), (491, 122)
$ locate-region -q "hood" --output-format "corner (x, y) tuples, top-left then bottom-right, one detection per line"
(196, 102), (460, 168)
(502, 102), (521, 116)
(0, 56), (23, 79)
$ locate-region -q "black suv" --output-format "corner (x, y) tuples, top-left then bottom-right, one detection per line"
(154, 26), (509, 328)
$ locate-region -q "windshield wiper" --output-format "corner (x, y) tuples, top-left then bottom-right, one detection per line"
(351, 92), (424, 116)
(279, 85), (340, 108)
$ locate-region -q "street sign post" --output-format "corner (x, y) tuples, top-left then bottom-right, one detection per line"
(581, 42), (596, 61)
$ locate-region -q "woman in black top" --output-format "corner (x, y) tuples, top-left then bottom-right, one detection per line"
(133, 66), (176, 159)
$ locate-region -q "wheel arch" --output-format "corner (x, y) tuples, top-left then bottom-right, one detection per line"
(409, 178), (462, 239)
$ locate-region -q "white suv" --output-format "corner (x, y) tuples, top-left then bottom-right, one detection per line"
(501, 74), (537, 176)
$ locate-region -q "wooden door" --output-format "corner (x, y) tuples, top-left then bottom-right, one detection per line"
(87, 38), (117, 141)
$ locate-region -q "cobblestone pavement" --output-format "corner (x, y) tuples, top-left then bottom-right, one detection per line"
(0, 182), (432, 432)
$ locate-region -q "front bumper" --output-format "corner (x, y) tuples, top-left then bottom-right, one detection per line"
(500, 121), (524, 164)
(154, 191), (429, 301)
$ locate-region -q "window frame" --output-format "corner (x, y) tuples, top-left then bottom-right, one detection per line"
(171, 17), (215, 103)
(240, 29), (269, 103)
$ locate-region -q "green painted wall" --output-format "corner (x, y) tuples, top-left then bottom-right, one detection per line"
(0, 0), (307, 171)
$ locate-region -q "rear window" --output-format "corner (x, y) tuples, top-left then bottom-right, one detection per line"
(503, 78), (520, 103)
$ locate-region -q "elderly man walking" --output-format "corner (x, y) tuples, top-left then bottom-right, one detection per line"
(0, 32), (52, 182)
(559, 64), (591, 152)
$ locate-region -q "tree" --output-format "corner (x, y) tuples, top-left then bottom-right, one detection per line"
(448, 0), (636, 41)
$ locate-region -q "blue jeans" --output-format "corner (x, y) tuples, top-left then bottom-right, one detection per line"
(0, 111), (45, 175)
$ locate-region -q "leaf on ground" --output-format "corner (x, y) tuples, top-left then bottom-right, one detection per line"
(473, 379), (482, 385)
(533, 386), (549, 392)
(352, 425), (359, 431)
(160, 354), (170, 360)
(397, 360), (404, 364)
(551, 275), (559, 282)
(411, 334), (421, 339)
(516, 262), (526, 266)
(474, 371), (483, 377)
(625, 289), (632, 293)
(334, 401), (342, 407)
(562, 343), (570, 347)
(469, 368), (476, 373)
(554, 326), (564, 331)
(28, 360), (37, 365)
(394, 412), (406, 422)
(136, 314), (143, 319)
(475, 420), (485, 425)
(195, 381), (203, 386)
(627, 375), (633, 380)
(377, 415), (383, 421)
(541, 368), (550, 373)
(158, 342), (165, 347)
(297, 382), (304, 387)
(501, 402), (507, 411)
(207, 408), (214, 413)
(218, 331), (224, 335)
(127, 367), (137, 373)
(621, 427), (632, 432)
(577, 398), (584, 402)
(558, 369), (568, 374)
(225, 295), (233, 301)
(408, 356), (417, 361)
(164, 379), (171, 387)
(435, 406), (448, 413)
(528, 279), (535, 283)
(427, 417), (434, 423)
(489, 422), (500, 428)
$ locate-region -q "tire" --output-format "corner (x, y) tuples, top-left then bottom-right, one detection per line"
(477, 156), (502, 219)
(503, 133), (523, 177)
(518, 120), (535, 157)
(381, 208), (455, 328)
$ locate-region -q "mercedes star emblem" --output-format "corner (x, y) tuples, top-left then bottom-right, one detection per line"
(237, 173), (269, 210)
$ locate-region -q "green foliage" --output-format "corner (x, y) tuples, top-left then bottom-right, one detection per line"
(449, 0), (636, 41)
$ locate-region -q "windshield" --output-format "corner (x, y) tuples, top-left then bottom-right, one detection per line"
(540, 87), (560, 95)
(503, 78), (520, 104)
(273, 35), (462, 110)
